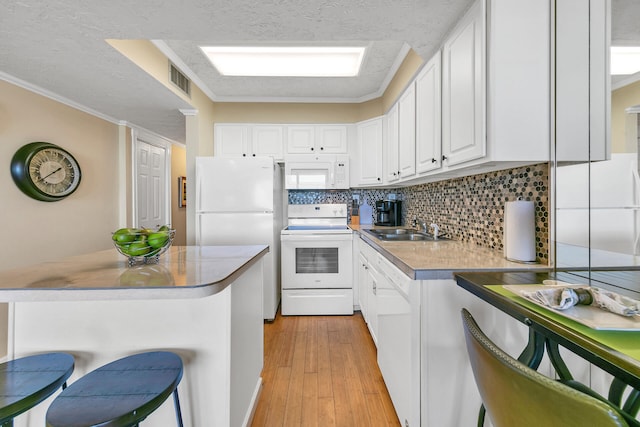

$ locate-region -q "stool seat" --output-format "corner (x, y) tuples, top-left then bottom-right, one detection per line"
(46, 351), (183, 427)
(0, 352), (74, 424)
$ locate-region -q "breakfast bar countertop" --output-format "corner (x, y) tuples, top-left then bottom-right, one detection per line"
(350, 225), (550, 280)
(0, 245), (269, 301)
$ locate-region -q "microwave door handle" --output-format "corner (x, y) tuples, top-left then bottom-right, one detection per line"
(329, 165), (335, 188)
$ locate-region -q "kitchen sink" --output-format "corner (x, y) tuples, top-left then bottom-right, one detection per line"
(364, 228), (448, 242)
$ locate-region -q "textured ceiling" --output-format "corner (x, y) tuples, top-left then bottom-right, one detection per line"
(0, 1), (638, 143)
(0, 0), (476, 143)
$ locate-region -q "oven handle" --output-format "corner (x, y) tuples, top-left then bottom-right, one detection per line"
(281, 233), (353, 241)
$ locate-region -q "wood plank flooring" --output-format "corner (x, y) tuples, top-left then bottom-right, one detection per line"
(251, 311), (401, 427)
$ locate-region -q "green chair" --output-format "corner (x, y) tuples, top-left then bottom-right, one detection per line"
(461, 308), (636, 427)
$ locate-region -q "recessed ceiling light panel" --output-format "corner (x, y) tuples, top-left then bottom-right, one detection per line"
(200, 46), (366, 77)
(611, 46), (640, 75)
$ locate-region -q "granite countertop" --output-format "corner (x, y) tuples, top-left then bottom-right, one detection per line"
(0, 245), (269, 301)
(351, 224), (550, 280)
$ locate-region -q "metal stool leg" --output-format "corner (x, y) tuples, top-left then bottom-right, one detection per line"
(545, 339), (573, 381)
(173, 389), (184, 427)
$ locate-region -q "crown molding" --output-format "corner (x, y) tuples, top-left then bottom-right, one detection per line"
(152, 40), (410, 104)
(0, 71), (121, 124)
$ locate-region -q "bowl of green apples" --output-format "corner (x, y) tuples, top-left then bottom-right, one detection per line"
(112, 225), (175, 266)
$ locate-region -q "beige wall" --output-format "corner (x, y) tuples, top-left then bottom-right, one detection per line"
(612, 80), (640, 153)
(0, 81), (121, 270)
(171, 145), (187, 245)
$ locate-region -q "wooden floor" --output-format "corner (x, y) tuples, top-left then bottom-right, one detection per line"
(250, 311), (401, 427)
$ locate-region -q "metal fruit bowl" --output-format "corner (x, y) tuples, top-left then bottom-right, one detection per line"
(112, 228), (176, 266)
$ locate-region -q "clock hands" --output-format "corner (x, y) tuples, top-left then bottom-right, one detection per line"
(37, 166), (62, 183)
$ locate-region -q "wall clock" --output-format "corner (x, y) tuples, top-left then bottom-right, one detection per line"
(10, 142), (82, 202)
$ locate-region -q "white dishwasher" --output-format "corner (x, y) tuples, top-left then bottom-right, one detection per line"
(376, 254), (421, 427)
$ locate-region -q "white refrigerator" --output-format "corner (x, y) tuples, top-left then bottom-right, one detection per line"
(556, 153), (640, 261)
(195, 156), (284, 320)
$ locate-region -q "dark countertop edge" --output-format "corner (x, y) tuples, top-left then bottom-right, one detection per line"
(0, 245), (270, 302)
(454, 271), (640, 388)
(357, 231), (551, 281)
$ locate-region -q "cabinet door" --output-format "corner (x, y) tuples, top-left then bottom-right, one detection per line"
(286, 126), (316, 154)
(398, 83), (416, 180)
(316, 125), (348, 153)
(358, 253), (369, 321)
(442, 0), (485, 167)
(416, 52), (442, 174)
(366, 266), (379, 346)
(356, 118), (383, 186)
(385, 104), (400, 183)
(214, 124), (249, 157)
(251, 125), (284, 159)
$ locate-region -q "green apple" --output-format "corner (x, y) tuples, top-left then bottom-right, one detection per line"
(147, 231), (170, 249)
(127, 241), (151, 257)
(112, 228), (137, 244)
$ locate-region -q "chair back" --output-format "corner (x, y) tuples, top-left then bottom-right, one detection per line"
(461, 308), (629, 427)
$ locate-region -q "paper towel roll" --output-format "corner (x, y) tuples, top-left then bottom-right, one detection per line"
(504, 200), (536, 262)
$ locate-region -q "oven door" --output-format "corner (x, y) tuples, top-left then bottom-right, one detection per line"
(281, 233), (353, 289)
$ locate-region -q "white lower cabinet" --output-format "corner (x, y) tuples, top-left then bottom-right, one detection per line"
(376, 254), (420, 427)
(356, 242), (608, 426)
(359, 240), (379, 345)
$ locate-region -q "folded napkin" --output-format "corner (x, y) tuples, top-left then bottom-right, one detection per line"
(521, 286), (640, 317)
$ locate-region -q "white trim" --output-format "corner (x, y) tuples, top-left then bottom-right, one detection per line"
(153, 40), (218, 101)
(152, 40), (412, 104)
(612, 71), (640, 90)
(0, 71), (121, 124)
(179, 108), (199, 116)
(0, 71), (188, 146)
(123, 121), (185, 148)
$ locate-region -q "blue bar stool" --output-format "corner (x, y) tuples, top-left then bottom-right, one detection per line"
(46, 351), (183, 427)
(0, 352), (74, 427)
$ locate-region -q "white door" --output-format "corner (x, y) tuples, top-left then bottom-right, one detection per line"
(135, 132), (169, 230)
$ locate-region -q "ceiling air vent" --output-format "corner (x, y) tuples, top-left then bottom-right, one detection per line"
(169, 62), (191, 97)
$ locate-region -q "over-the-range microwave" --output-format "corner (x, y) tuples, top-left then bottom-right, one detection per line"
(284, 154), (350, 190)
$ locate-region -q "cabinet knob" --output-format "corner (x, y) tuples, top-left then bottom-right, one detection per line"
(252, 153), (256, 157)
(442, 155), (448, 161)
(377, 177), (381, 181)
(393, 172), (397, 176)
(320, 147), (324, 151)
(310, 147), (314, 151)
(431, 158), (437, 163)
(397, 170), (400, 176)
(242, 153), (247, 157)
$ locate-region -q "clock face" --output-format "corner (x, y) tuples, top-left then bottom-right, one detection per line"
(11, 142), (82, 202)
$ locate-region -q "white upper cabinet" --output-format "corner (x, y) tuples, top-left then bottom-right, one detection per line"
(252, 125), (284, 159)
(214, 124), (250, 157)
(355, 117), (384, 186)
(214, 124), (284, 160)
(385, 104), (400, 183)
(416, 51), (442, 174)
(398, 82), (417, 180)
(286, 125), (348, 154)
(441, 0), (485, 168)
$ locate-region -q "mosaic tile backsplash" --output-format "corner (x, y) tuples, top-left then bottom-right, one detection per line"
(288, 163), (549, 263)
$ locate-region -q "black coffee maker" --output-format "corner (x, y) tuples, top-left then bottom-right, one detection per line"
(375, 200), (402, 226)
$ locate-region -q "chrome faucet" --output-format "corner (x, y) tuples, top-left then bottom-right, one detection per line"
(430, 223), (440, 239)
(413, 217), (428, 233)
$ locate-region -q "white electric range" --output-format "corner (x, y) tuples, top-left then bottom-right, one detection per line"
(280, 204), (354, 315)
